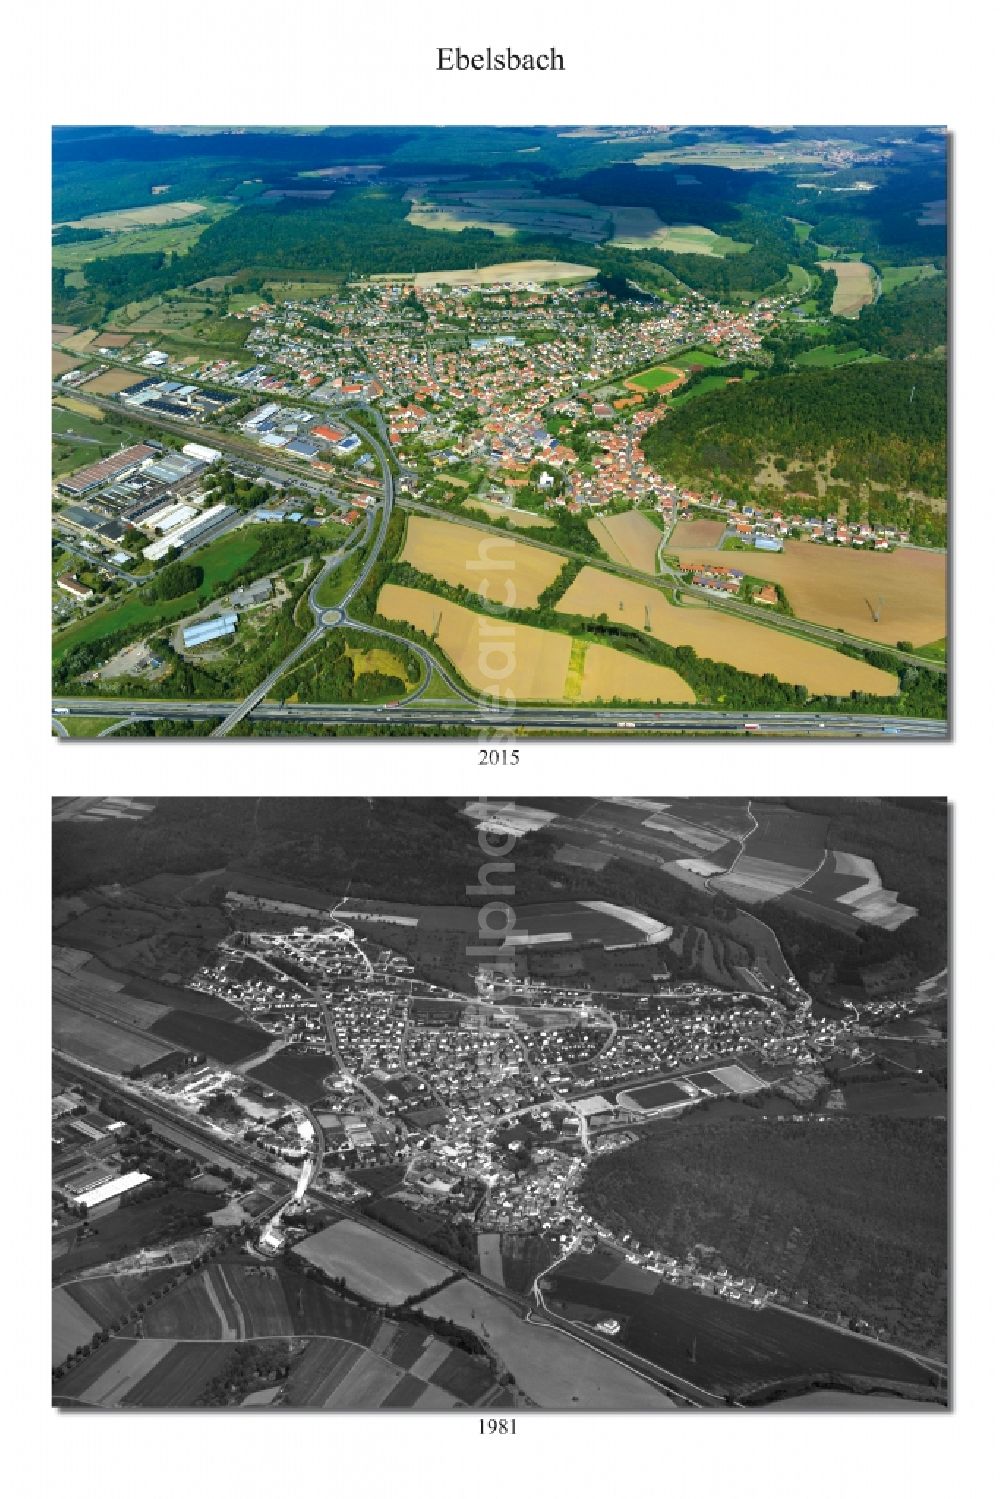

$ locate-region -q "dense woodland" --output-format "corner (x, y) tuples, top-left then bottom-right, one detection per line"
(52, 798), (947, 997)
(579, 1115), (946, 1355)
(643, 359), (946, 500)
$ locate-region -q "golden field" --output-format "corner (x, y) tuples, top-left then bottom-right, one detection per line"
(578, 642), (694, 704)
(377, 584), (571, 699)
(400, 514), (564, 607)
(669, 518), (726, 549)
(588, 510), (663, 572)
(555, 568), (899, 696)
(413, 260), (597, 288)
(824, 260), (876, 316)
(668, 539), (945, 646)
(79, 369), (147, 396)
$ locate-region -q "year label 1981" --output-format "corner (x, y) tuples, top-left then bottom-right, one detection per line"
(479, 1417), (516, 1434)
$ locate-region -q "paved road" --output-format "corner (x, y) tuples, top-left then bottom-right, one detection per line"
(52, 696), (947, 737)
(399, 496), (946, 676)
(209, 409), (397, 737)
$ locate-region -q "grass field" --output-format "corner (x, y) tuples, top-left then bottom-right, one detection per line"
(414, 259), (598, 288)
(880, 264), (942, 296)
(610, 210), (750, 255)
(668, 348), (732, 370)
(555, 568), (899, 695)
(51, 528), (270, 665)
(52, 1287), (101, 1364)
(587, 510), (663, 572)
(57, 716), (122, 738)
(52, 1000), (174, 1070)
(667, 375), (737, 406)
(400, 514), (564, 607)
(795, 344), (869, 368)
(463, 498), (555, 530)
(421, 1279), (676, 1409)
(664, 539), (946, 647)
(825, 260), (876, 316)
(785, 264), (813, 296)
(294, 1220), (445, 1304)
(248, 1047), (336, 1101)
(545, 1269), (939, 1400)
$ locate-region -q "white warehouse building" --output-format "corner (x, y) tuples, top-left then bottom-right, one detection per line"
(183, 442), (222, 465)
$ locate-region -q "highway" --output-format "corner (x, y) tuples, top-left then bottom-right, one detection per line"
(52, 695), (948, 737)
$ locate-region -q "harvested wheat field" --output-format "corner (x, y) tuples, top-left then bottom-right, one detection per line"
(52, 351), (81, 377)
(588, 510), (663, 572)
(62, 328), (100, 353)
(79, 369), (147, 396)
(579, 643), (694, 704)
(61, 201), (206, 231)
(401, 514), (564, 607)
(825, 260), (876, 317)
(669, 518), (726, 549)
(414, 259), (597, 288)
(463, 498), (554, 530)
(556, 568), (898, 696)
(666, 540), (945, 646)
(378, 584), (571, 699)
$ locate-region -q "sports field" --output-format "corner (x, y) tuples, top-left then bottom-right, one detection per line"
(666, 539), (945, 647)
(294, 1220), (445, 1304)
(624, 366), (686, 394)
(555, 568), (899, 696)
(825, 260), (876, 316)
(421, 1279), (677, 1409)
(588, 510), (663, 571)
(414, 259), (598, 288)
(400, 514), (564, 607)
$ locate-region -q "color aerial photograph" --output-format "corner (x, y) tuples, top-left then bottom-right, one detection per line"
(52, 795), (948, 1410)
(50, 126), (948, 739)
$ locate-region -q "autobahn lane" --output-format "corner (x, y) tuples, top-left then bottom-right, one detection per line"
(52, 696), (947, 736)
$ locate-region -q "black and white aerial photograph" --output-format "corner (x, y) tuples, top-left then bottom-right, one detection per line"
(51, 795), (948, 1412)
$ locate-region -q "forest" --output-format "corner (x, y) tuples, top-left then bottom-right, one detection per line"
(643, 358), (946, 500)
(578, 1114), (947, 1356)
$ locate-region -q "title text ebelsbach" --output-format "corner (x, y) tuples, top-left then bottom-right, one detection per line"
(437, 47), (565, 71)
